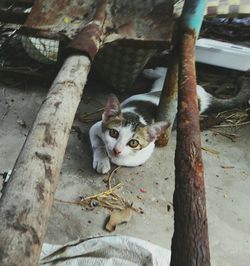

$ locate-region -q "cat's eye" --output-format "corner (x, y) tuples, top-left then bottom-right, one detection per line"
(128, 139), (139, 148)
(109, 128), (119, 139)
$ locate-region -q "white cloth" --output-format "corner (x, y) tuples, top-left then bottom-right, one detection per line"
(40, 235), (171, 266)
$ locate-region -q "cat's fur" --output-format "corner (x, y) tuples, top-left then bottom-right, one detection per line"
(89, 67), (249, 174)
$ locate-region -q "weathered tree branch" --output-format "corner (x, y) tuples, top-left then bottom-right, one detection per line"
(0, 55), (91, 266)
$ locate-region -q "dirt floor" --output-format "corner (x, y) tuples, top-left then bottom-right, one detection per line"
(0, 72), (250, 266)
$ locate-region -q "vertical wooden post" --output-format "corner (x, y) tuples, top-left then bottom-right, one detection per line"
(170, 1), (210, 265)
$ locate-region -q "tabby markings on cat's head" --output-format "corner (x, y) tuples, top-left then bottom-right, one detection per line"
(101, 94), (168, 159)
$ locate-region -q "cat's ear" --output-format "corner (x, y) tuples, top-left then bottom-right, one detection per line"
(146, 121), (169, 142)
(102, 94), (121, 125)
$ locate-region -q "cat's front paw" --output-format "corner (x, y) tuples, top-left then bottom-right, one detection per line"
(93, 156), (111, 174)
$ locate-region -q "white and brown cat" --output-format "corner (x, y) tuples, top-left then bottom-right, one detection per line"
(89, 68), (249, 174)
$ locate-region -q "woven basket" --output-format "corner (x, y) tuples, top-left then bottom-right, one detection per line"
(21, 36), (157, 91)
(21, 36), (59, 64)
(93, 43), (157, 92)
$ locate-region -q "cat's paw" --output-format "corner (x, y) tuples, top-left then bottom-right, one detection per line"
(93, 156), (111, 174)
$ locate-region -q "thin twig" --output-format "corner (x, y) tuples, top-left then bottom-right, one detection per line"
(221, 165), (235, 169)
(214, 108), (250, 129)
(1, 88), (10, 120)
(210, 129), (238, 142)
(201, 146), (219, 155)
(108, 166), (121, 190)
(212, 121), (250, 128)
(54, 199), (81, 205)
(1, 106), (10, 120)
(82, 182), (123, 202)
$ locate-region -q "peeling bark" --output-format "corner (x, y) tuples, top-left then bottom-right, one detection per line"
(0, 55), (91, 266)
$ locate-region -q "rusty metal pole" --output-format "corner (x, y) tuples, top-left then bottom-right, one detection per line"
(155, 52), (178, 147)
(170, 1), (210, 266)
(155, 0), (178, 147)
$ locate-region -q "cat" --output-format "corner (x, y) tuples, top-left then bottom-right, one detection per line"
(89, 67), (249, 174)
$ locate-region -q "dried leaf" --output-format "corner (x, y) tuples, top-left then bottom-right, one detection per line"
(105, 208), (132, 232)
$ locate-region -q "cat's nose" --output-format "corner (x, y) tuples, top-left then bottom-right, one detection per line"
(113, 148), (121, 157)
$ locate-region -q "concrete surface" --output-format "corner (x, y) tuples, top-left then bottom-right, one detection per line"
(0, 75), (249, 266)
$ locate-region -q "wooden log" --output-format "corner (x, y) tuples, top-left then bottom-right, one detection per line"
(0, 55), (91, 266)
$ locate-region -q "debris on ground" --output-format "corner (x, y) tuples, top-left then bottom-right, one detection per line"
(103, 166), (121, 189)
(1, 88), (10, 120)
(221, 165), (235, 169)
(200, 114), (224, 130)
(214, 108), (250, 128)
(17, 118), (26, 128)
(201, 146), (220, 155)
(200, 107), (250, 131)
(0, 170), (12, 193)
(200, 108), (250, 145)
(105, 208), (133, 232)
(137, 195), (143, 200)
(210, 129), (238, 142)
(79, 167), (141, 213)
(56, 167), (142, 232)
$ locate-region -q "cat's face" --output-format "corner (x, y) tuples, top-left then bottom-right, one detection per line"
(101, 95), (168, 158)
(103, 119), (151, 158)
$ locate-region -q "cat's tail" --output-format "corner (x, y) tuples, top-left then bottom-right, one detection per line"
(144, 68), (250, 113)
(143, 67), (167, 92)
(143, 67), (167, 79)
(203, 77), (250, 113)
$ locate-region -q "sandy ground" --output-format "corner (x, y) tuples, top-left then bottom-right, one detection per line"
(0, 76), (249, 266)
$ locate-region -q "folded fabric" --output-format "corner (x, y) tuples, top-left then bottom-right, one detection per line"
(40, 235), (171, 266)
